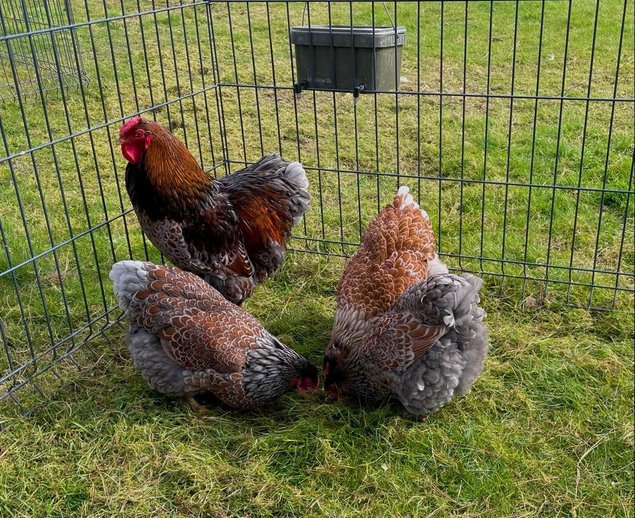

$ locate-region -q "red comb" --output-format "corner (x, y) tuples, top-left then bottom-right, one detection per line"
(119, 116), (143, 138)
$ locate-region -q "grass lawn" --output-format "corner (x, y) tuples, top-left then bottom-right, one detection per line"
(0, 0), (633, 515)
(1, 254), (633, 516)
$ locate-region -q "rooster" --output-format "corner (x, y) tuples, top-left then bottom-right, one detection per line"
(323, 187), (488, 417)
(110, 260), (319, 410)
(119, 116), (310, 305)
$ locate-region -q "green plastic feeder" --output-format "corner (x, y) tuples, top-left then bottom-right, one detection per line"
(290, 25), (407, 93)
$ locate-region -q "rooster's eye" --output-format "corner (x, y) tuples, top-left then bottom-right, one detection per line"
(135, 129), (145, 138)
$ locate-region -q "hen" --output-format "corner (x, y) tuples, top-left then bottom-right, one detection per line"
(323, 187), (488, 417)
(110, 260), (319, 410)
(119, 116), (310, 305)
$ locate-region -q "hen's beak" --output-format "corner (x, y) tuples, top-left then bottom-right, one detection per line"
(325, 383), (340, 400)
(296, 376), (319, 394)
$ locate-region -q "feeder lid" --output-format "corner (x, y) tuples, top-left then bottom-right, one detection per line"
(291, 26), (406, 48)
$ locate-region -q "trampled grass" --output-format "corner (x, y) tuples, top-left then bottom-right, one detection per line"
(0, 0), (633, 515)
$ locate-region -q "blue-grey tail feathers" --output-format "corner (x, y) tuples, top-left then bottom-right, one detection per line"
(110, 260), (150, 312)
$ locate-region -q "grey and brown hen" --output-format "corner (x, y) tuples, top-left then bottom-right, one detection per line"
(323, 187), (488, 417)
(111, 260), (318, 410)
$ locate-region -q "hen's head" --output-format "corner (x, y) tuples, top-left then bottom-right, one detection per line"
(323, 338), (357, 401)
(323, 307), (366, 400)
(244, 338), (319, 404)
(322, 355), (342, 400)
(295, 362), (320, 394)
(119, 116), (154, 165)
(323, 319), (388, 406)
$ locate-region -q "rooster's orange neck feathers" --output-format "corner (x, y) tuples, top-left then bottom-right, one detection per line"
(142, 122), (213, 198)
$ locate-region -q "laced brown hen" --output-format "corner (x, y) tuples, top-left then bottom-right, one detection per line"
(110, 260), (319, 410)
(119, 116), (310, 305)
(323, 187), (488, 417)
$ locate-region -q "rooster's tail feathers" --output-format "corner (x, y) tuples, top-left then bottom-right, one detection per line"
(282, 161), (309, 192)
(280, 160), (310, 226)
(244, 154), (310, 226)
(249, 154), (310, 197)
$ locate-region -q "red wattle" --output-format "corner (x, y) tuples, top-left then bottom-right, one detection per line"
(121, 142), (143, 164)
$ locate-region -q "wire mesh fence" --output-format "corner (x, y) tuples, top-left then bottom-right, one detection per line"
(0, 0), (89, 101)
(0, 0), (633, 415)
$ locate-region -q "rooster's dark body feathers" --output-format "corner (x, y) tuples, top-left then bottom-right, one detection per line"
(121, 118), (310, 305)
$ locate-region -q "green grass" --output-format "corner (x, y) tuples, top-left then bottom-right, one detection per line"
(1, 254), (633, 516)
(0, 0), (633, 515)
